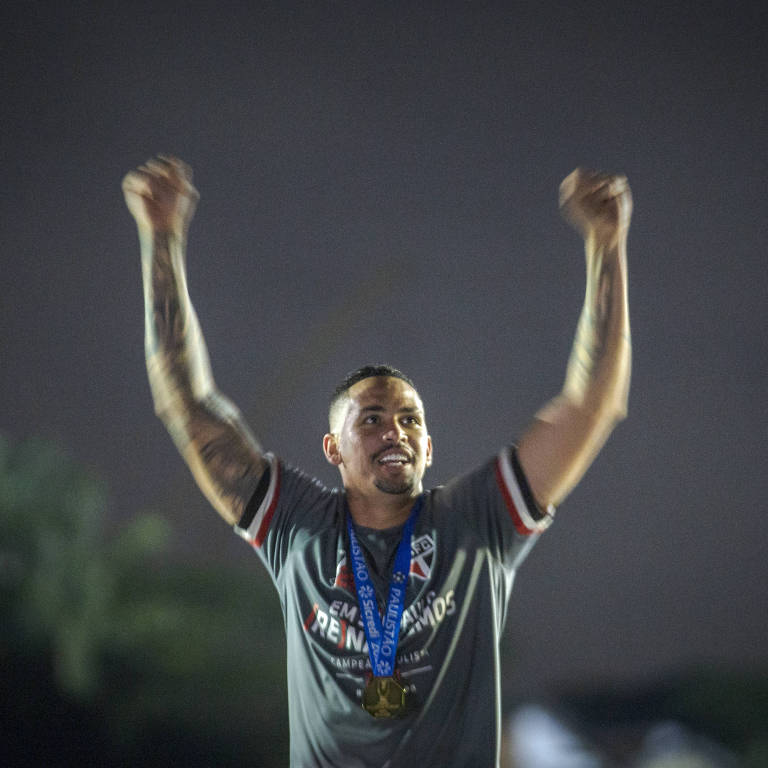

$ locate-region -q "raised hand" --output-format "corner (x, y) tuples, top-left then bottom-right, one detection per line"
(122, 155), (199, 236)
(559, 168), (632, 250)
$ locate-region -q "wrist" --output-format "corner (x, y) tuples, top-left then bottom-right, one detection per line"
(586, 228), (627, 257)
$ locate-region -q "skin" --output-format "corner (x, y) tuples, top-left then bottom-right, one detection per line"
(517, 169), (632, 504)
(123, 157), (267, 526)
(322, 376), (433, 528)
(123, 157), (631, 529)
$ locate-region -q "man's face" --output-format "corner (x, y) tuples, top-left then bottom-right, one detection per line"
(324, 376), (432, 498)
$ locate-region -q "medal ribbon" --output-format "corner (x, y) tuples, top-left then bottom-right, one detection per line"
(346, 496), (423, 678)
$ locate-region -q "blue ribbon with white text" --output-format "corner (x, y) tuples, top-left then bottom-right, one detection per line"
(346, 496), (422, 677)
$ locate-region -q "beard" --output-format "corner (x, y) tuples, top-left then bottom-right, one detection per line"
(374, 475), (417, 495)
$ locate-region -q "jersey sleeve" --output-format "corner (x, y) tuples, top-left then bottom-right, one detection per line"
(232, 453), (338, 582)
(438, 445), (555, 569)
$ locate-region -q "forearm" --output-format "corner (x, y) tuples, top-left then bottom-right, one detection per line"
(560, 232), (631, 420)
(140, 229), (214, 416)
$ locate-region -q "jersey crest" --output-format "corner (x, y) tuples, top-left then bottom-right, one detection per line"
(333, 532), (435, 588)
(409, 533), (434, 581)
(333, 556), (355, 591)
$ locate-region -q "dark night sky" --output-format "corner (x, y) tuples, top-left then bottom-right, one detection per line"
(2, 1), (766, 698)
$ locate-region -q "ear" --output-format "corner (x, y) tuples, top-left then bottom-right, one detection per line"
(425, 435), (433, 467)
(323, 433), (343, 466)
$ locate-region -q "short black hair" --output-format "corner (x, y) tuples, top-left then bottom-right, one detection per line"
(328, 364), (417, 430)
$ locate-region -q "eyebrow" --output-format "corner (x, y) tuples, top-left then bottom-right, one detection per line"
(359, 404), (422, 414)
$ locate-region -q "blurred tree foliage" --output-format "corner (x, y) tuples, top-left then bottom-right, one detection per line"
(0, 434), (288, 767)
(665, 668), (768, 767)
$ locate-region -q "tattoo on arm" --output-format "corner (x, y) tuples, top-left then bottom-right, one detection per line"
(563, 249), (630, 409)
(566, 260), (613, 389)
(143, 233), (266, 522)
(176, 396), (267, 523)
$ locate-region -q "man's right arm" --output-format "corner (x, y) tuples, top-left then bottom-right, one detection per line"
(123, 156), (268, 526)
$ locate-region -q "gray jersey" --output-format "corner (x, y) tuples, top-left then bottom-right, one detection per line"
(235, 446), (553, 767)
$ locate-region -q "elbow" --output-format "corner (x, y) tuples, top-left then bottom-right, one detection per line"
(600, 391), (629, 430)
(567, 382), (630, 428)
(152, 398), (176, 425)
(148, 383), (196, 432)
(148, 380), (178, 423)
(595, 366), (631, 426)
(576, 390), (629, 441)
(612, 393), (629, 424)
(613, 376), (631, 423)
(152, 399), (188, 444)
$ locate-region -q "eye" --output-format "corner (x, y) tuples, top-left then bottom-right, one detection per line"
(401, 415), (420, 426)
(362, 414), (379, 424)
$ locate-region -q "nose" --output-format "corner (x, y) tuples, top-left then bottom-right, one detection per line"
(382, 420), (407, 443)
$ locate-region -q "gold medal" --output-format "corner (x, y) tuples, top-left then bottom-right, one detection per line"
(362, 675), (407, 718)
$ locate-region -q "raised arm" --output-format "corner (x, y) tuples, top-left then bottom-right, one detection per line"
(122, 156), (267, 525)
(517, 168), (632, 508)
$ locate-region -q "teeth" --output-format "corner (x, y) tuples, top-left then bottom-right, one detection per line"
(379, 454), (408, 463)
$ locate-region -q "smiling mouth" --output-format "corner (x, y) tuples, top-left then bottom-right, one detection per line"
(376, 451), (412, 466)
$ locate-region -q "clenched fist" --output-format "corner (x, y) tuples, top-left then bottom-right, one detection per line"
(559, 168), (632, 250)
(122, 155), (199, 236)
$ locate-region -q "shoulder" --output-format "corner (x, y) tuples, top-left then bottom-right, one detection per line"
(235, 454), (342, 546)
(429, 447), (554, 536)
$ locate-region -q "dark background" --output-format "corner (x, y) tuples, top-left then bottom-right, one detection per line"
(2, 0), (767, 759)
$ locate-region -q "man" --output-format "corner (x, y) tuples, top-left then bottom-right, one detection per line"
(122, 156), (631, 767)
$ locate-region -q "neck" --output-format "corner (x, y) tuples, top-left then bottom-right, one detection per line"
(346, 489), (420, 529)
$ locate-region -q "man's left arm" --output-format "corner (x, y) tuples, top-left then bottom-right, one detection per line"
(517, 168), (632, 509)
